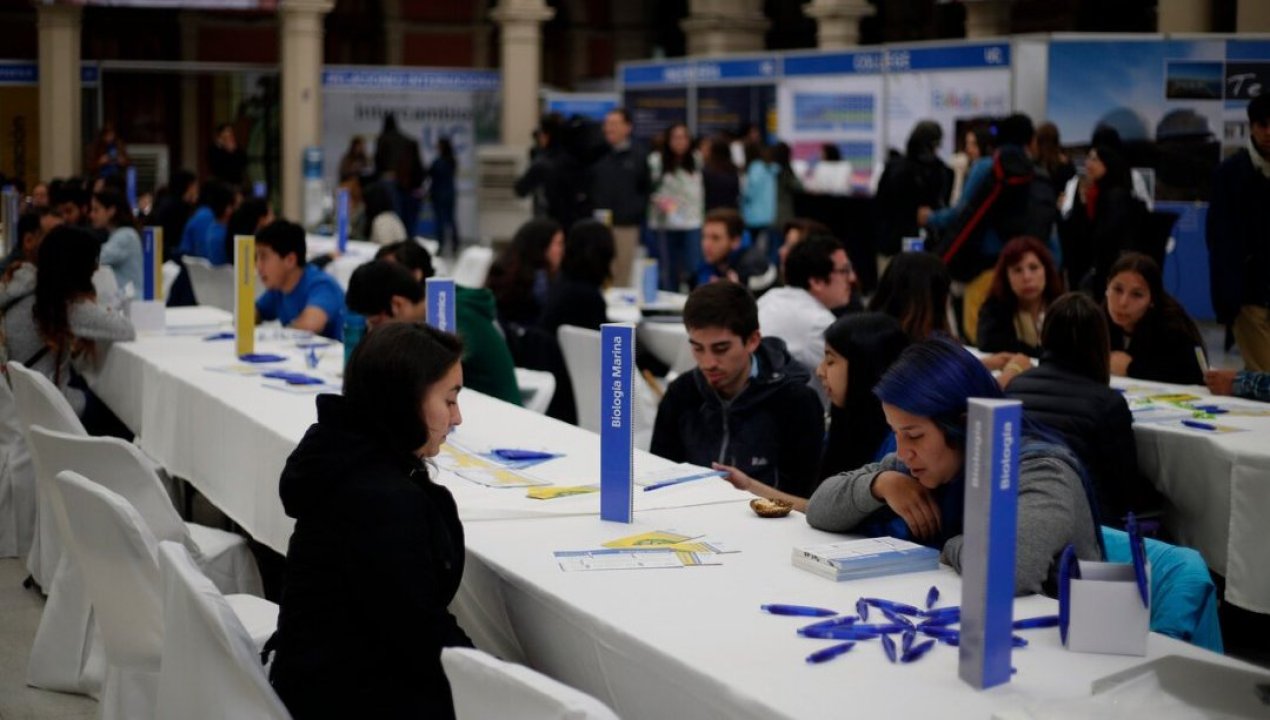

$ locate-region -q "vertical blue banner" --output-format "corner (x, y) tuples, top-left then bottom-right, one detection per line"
(426, 278), (456, 332)
(252, 180), (267, 199)
(125, 166), (138, 212)
(641, 261), (659, 305)
(336, 188), (350, 253)
(141, 227), (158, 300)
(959, 398), (1021, 690)
(600, 323), (635, 523)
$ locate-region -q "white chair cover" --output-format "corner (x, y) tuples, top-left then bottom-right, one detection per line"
(0, 369), (36, 558)
(184, 256), (235, 312)
(53, 471), (165, 720)
(451, 245), (494, 288)
(6, 360), (86, 589)
(514, 367), (557, 415)
(441, 647), (620, 720)
(556, 326), (601, 433)
(156, 541), (289, 720)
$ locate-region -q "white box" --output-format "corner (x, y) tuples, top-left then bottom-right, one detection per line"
(1066, 560), (1150, 656)
(128, 300), (166, 334)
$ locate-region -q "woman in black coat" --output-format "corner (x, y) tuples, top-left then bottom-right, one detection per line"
(1061, 144), (1147, 295)
(1006, 292), (1160, 524)
(977, 235), (1065, 358)
(1104, 252), (1206, 386)
(539, 219), (614, 334)
(267, 323), (471, 719)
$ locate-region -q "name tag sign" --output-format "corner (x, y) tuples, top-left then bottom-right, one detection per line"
(142, 226), (163, 301)
(600, 323), (636, 523)
(125, 166), (138, 212)
(336, 188), (350, 253)
(642, 259), (659, 305)
(426, 278), (456, 332)
(234, 235), (256, 357)
(959, 398), (1021, 690)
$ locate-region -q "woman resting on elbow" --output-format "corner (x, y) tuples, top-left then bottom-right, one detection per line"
(804, 337), (1103, 596)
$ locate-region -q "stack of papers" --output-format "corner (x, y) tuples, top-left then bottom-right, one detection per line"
(554, 529), (738, 572)
(792, 537), (940, 582)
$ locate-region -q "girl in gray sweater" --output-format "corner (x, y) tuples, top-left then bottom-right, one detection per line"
(805, 337), (1103, 596)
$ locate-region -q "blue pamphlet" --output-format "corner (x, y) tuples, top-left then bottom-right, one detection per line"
(336, 188), (350, 253)
(426, 278), (456, 333)
(958, 398), (1021, 691)
(600, 323), (635, 523)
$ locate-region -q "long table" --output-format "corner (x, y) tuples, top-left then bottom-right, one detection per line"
(84, 308), (1266, 719)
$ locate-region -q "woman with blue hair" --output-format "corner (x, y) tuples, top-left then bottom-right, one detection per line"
(805, 337), (1102, 596)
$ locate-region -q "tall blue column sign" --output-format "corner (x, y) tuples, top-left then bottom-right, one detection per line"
(125, 167), (138, 213)
(336, 188), (350, 253)
(141, 227), (161, 301)
(425, 278), (456, 332)
(600, 323), (636, 523)
(959, 398), (1021, 690)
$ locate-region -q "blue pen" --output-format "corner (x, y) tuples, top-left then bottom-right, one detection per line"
(920, 615), (959, 628)
(863, 598), (922, 616)
(1192, 405), (1228, 414)
(1181, 419), (1218, 431)
(805, 642), (855, 664)
(921, 626), (958, 640)
(853, 623), (908, 634)
(1012, 635), (1029, 648)
(880, 607), (915, 628)
(643, 471), (725, 492)
(801, 626), (881, 641)
(1013, 615), (1060, 630)
(1058, 544), (1078, 645)
(239, 353), (287, 363)
(761, 604), (838, 618)
(799, 616), (858, 634)
(901, 628), (916, 654)
(925, 586), (940, 610)
(1126, 513), (1150, 607)
(881, 633), (898, 663)
(203, 331), (235, 341)
(855, 598), (869, 621)
(492, 448), (557, 461)
(901, 639), (936, 663)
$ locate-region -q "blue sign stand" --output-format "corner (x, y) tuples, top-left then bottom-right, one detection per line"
(641, 261), (660, 305)
(600, 323), (636, 523)
(959, 398), (1021, 690)
(336, 188), (350, 254)
(125, 167), (138, 213)
(252, 181), (268, 199)
(141, 227), (158, 300)
(425, 278), (456, 333)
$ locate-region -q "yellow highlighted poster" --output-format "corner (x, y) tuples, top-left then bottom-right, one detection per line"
(602, 530), (696, 549)
(234, 235), (256, 357)
(527, 485), (599, 500)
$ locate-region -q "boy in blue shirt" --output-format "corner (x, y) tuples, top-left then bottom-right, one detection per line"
(254, 219), (345, 339)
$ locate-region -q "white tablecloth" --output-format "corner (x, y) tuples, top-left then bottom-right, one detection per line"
(605, 288), (689, 367)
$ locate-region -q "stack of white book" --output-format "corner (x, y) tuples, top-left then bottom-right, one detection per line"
(792, 537), (940, 581)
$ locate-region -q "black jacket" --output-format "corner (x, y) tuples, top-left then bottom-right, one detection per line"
(1206, 148), (1270, 325)
(268, 395), (470, 719)
(1107, 309), (1205, 386)
(515, 148), (588, 230)
(976, 294), (1042, 357)
(1006, 361), (1158, 523)
(1062, 185), (1146, 296)
(650, 337), (824, 497)
(874, 151), (952, 255)
(589, 142), (651, 226)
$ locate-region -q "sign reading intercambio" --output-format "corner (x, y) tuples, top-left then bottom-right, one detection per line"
(600, 324), (635, 523)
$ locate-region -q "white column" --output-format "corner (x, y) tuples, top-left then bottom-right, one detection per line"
(278, 0), (333, 221)
(1238, 0), (1270, 31)
(37, 3), (82, 180)
(679, 0), (769, 57)
(963, 0), (1010, 39)
(1158, 0), (1212, 32)
(491, 0), (554, 149)
(804, 0), (873, 49)
(179, 11), (200, 174)
(383, 0), (403, 66)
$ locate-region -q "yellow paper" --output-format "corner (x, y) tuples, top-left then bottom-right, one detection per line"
(527, 485), (600, 500)
(234, 235), (256, 357)
(1147, 393), (1202, 404)
(602, 530), (695, 549)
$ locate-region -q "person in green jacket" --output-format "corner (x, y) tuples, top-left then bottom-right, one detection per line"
(347, 253), (522, 406)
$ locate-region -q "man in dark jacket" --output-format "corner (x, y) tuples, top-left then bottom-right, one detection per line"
(374, 113), (425, 234)
(515, 113), (588, 231)
(650, 282), (824, 497)
(1207, 93), (1270, 371)
(589, 108), (650, 286)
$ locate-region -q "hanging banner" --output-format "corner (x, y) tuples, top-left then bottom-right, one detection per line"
(777, 74), (884, 188)
(885, 68), (1011, 159)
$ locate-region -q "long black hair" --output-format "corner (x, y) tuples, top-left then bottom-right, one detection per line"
(33, 226), (101, 379)
(820, 312), (910, 477)
(343, 322), (463, 455)
(93, 188), (136, 230)
(560, 220), (614, 286)
(486, 217), (560, 312)
(868, 252), (952, 341)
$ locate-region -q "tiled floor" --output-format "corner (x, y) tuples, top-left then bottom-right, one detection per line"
(0, 558), (97, 720)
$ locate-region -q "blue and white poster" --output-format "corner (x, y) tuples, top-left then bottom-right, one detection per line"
(600, 323), (635, 523)
(777, 73), (884, 188)
(425, 277), (456, 333)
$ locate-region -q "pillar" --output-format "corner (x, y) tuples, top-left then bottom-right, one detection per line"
(382, 0), (403, 66)
(680, 0), (769, 57)
(491, 0), (554, 148)
(963, 0), (1010, 39)
(37, 3), (82, 180)
(278, 0), (333, 222)
(610, 0), (649, 63)
(1158, 0), (1212, 32)
(179, 11), (200, 174)
(1237, 0), (1270, 31)
(804, 0), (873, 49)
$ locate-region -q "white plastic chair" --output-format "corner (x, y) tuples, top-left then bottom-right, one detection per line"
(6, 360), (86, 589)
(184, 256), (235, 312)
(514, 367), (556, 415)
(451, 246), (494, 288)
(0, 368), (36, 559)
(442, 647), (619, 720)
(556, 326), (601, 433)
(156, 541), (291, 720)
(54, 471), (279, 720)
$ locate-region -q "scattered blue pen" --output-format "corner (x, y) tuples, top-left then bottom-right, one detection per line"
(880, 607), (914, 628)
(1012, 635), (1029, 648)
(1181, 419), (1218, 431)
(1192, 405), (1228, 414)
(856, 598), (869, 622)
(802, 626), (880, 641)
(902, 629), (916, 654)
(239, 353), (287, 363)
(1012, 615), (1059, 630)
(1058, 544), (1078, 645)
(799, 616), (858, 635)
(805, 642), (855, 664)
(492, 448), (557, 461)
(925, 586), (940, 610)
(761, 604), (838, 618)
(901, 639), (936, 663)
(1126, 513), (1150, 607)
(881, 634), (898, 663)
(920, 615), (959, 628)
(921, 626), (958, 640)
(863, 598), (922, 616)
(643, 471), (726, 492)
(203, 331), (235, 341)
